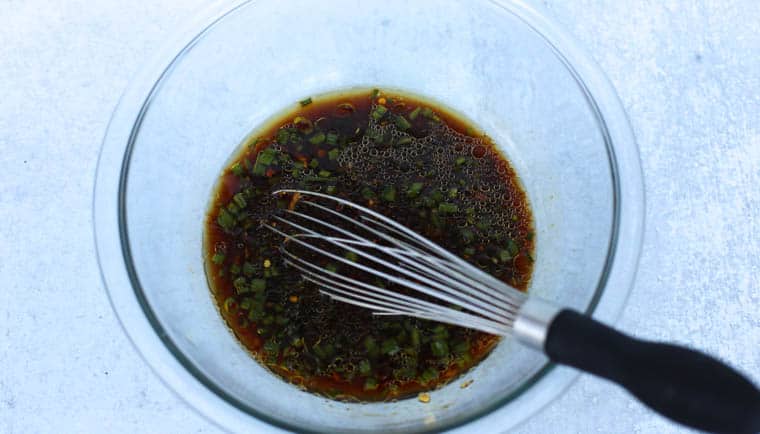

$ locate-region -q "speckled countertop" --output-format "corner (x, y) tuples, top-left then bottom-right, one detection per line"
(1, 1), (758, 433)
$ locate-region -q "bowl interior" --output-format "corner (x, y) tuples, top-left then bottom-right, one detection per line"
(122, 0), (615, 432)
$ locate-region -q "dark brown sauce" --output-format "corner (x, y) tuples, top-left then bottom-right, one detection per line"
(204, 88), (534, 401)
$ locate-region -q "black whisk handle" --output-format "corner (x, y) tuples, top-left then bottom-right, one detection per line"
(545, 309), (760, 434)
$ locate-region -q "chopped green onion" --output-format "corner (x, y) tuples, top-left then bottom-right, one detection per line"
(476, 220), (491, 231)
(419, 367), (439, 384)
(455, 352), (472, 368)
(233, 276), (248, 292)
(460, 228), (475, 244)
(232, 192), (247, 208)
(276, 129), (290, 145)
(393, 367), (416, 380)
(211, 252), (225, 265)
(371, 88), (380, 98)
(394, 115), (411, 130)
(248, 307), (263, 321)
(345, 251), (358, 262)
(455, 156), (467, 166)
(239, 298), (253, 310)
(217, 209), (235, 230)
(323, 343), (335, 358)
(230, 263), (241, 275)
(465, 207), (476, 224)
(361, 187), (376, 200)
(363, 377), (378, 391)
(325, 263), (338, 273)
(364, 336), (379, 358)
(410, 327), (421, 348)
(420, 107), (433, 118)
(448, 188), (458, 198)
(499, 249), (512, 262)
(381, 186), (397, 202)
(432, 324), (449, 339)
(231, 162), (244, 176)
(247, 137), (262, 150)
(309, 159), (319, 169)
(326, 185), (337, 194)
(242, 262), (256, 276)
(250, 278), (266, 292)
(430, 211), (442, 228)
(452, 340), (470, 355)
(507, 239), (520, 256)
(381, 338), (400, 355)
(396, 136), (413, 146)
(326, 132), (339, 145)
(226, 202), (239, 214)
(327, 148), (341, 160)
(263, 340), (280, 355)
(370, 105), (388, 121)
(406, 182), (424, 198)
(309, 131), (326, 145)
(409, 106), (421, 120)
(253, 148), (278, 176)
(358, 359), (371, 375)
(299, 97), (312, 107)
(438, 202), (459, 214)
(318, 170), (332, 178)
(430, 340), (449, 358)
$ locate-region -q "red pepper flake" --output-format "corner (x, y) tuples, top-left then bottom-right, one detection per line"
(472, 145), (486, 158)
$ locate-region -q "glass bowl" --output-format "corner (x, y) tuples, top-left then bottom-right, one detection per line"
(94, 0), (644, 432)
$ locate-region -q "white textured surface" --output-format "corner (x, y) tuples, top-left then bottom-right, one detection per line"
(0, 1), (758, 433)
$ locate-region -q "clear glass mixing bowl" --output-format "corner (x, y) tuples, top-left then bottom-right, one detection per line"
(94, 0), (644, 432)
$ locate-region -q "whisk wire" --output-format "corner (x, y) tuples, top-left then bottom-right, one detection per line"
(266, 189), (529, 335)
(269, 218), (514, 319)
(283, 201), (522, 315)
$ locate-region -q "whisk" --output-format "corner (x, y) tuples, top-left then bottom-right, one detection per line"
(266, 189), (760, 434)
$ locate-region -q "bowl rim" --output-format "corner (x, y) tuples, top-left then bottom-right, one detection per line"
(93, 0), (645, 432)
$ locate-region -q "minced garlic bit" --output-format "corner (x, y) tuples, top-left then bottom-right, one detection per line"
(377, 97), (386, 105)
(417, 392), (430, 403)
(263, 259), (272, 268)
(460, 379), (474, 389)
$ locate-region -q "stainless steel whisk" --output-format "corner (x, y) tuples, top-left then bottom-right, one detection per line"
(266, 189), (760, 434)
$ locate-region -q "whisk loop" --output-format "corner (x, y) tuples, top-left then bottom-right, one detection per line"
(263, 189), (526, 336)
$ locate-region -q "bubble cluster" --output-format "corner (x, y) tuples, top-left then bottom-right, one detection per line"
(331, 102), (526, 244)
